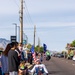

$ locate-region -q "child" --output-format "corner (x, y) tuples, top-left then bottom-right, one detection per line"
(18, 61), (29, 75)
(31, 59), (48, 75)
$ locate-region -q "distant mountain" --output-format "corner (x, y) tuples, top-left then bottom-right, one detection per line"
(0, 38), (10, 50)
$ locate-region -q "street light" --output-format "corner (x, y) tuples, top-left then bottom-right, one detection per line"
(25, 35), (28, 44)
(13, 23), (17, 41)
(17, 26), (20, 42)
(23, 32), (28, 45)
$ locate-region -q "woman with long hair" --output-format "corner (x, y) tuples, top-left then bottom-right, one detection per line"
(1, 43), (12, 75)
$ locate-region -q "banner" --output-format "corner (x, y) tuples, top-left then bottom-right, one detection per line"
(43, 43), (47, 52)
(10, 36), (16, 43)
(30, 45), (35, 53)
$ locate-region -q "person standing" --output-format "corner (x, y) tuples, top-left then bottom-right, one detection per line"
(40, 53), (43, 62)
(18, 43), (25, 61)
(1, 43), (12, 75)
(8, 42), (20, 75)
(46, 50), (51, 60)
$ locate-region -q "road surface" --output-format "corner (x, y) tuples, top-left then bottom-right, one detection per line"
(43, 57), (75, 75)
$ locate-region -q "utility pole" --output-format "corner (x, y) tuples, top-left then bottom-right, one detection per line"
(23, 32), (28, 45)
(26, 35), (28, 44)
(13, 23), (17, 41)
(17, 26), (20, 42)
(20, 0), (23, 43)
(38, 37), (40, 52)
(34, 25), (36, 47)
(38, 37), (40, 47)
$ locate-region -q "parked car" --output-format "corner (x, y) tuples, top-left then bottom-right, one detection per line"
(57, 54), (64, 58)
(72, 55), (75, 61)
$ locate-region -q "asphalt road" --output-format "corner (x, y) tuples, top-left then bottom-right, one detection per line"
(43, 57), (75, 75)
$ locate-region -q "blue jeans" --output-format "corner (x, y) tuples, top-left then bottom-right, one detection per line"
(34, 73), (47, 75)
(9, 71), (18, 75)
(0, 67), (5, 75)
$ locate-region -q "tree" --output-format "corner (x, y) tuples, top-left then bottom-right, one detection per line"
(35, 45), (44, 53)
(27, 43), (32, 49)
(71, 40), (75, 47)
(40, 46), (44, 53)
(35, 45), (39, 52)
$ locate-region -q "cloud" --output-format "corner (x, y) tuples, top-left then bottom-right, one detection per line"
(25, 0), (75, 14)
(0, 0), (75, 19)
(0, 0), (19, 15)
(23, 22), (75, 29)
(0, 0), (75, 51)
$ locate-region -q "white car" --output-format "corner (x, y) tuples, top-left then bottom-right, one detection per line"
(72, 55), (75, 61)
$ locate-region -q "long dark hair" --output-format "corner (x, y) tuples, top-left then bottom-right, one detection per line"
(2, 43), (12, 56)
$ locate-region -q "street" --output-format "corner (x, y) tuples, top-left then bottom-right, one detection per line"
(43, 57), (75, 75)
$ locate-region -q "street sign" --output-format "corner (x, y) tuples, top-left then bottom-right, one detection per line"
(10, 36), (16, 42)
(23, 40), (27, 45)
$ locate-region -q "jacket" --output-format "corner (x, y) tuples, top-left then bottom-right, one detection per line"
(1, 54), (9, 73)
(8, 49), (20, 72)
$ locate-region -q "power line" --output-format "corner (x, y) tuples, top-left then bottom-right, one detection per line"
(13, 0), (20, 8)
(23, 0), (34, 25)
(12, 0), (34, 26)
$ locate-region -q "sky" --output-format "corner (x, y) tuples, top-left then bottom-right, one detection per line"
(0, 0), (75, 52)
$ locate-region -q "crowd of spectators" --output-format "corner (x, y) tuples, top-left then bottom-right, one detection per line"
(0, 42), (49, 75)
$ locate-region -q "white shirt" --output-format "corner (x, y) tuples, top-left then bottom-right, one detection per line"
(31, 64), (48, 73)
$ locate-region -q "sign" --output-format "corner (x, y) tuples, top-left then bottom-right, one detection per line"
(23, 40), (27, 45)
(30, 45), (34, 53)
(10, 36), (16, 42)
(43, 43), (47, 52)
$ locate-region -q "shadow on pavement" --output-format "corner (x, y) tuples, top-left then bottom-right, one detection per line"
(48, 71), (61, 74)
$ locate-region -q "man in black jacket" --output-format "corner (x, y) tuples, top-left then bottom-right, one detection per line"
(8, 42), (20, 75)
